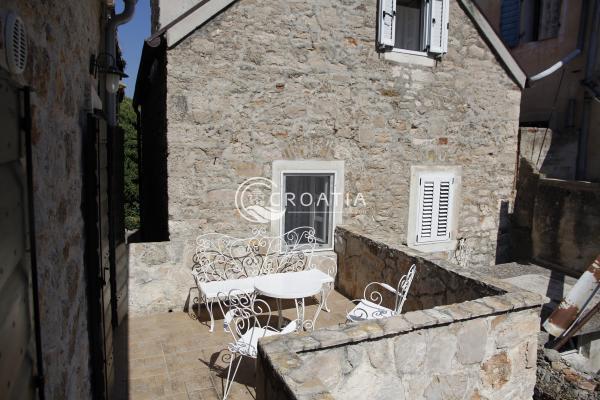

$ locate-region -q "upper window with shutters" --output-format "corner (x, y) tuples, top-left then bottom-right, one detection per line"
(377, 0), (450, 57)
(407, 166), (461, 253)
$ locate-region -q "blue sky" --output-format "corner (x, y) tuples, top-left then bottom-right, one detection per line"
(117, 0), (151, 98)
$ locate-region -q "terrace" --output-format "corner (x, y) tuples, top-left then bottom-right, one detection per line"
(117, 227), (545, 400)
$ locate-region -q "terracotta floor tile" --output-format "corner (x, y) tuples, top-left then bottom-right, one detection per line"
(116, 290), (354, 400)
(128, 355), (168, 379)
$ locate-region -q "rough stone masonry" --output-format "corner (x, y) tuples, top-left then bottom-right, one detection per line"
(3, 0), (104, 398)
(130, 0), (522, 314)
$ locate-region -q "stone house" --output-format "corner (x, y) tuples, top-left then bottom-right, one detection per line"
(1, 1), (134, 399)
(131, 0), (528, 314)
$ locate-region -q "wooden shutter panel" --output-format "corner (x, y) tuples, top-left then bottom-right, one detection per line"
(378, 0), (396, 48)
(418, 180), (435, 241)
(500, 0), (521, 47)
(416, 172), (455, 244)
(538, 0), (561, 40)
(428, 0), (449, 54)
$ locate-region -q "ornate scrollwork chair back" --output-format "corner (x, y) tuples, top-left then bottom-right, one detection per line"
(346, 264), (417, 322)
(218, 289), (299, 399)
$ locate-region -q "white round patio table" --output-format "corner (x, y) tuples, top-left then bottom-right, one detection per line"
(254, 272), (324, 331)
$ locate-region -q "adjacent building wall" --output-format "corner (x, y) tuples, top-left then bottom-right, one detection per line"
(476, 0), (599, 182)
(3, 0), (104, 397)
(163, 0), (522, 262)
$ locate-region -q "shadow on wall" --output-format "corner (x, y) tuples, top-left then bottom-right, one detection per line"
(497, 125), (599, 272)
(495, 200), (512, 264)
(134, 41), (170, 243)
(506, 152), (600, 276)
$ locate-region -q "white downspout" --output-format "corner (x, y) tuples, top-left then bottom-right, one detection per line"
(527, 0), (589, 84)
(105, 0), (136, 128)
(528, 49), (581, 82)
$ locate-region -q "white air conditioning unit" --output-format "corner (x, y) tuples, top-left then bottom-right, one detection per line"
(0, 10), (27, 75)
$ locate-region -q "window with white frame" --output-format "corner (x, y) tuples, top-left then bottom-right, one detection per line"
(377, 0), (450, 55)
(272, 161), (344, 250)
(407, 166), (460, 252)
(283, 174), (334, 246)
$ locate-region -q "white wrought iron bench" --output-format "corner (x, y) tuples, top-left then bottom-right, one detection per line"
(191, 227), (335, 331)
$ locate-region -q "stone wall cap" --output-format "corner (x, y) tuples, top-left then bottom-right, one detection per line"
(335, 225), (536, 298)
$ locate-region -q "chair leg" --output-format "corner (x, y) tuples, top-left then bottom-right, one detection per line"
(223, 353), (244, 400)
(206, 298), (215, 332)
(321, 282), (333, 313)
(187, 287), (197, 319)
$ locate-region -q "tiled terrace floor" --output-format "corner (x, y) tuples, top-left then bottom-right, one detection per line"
(115, 290), (353, 400)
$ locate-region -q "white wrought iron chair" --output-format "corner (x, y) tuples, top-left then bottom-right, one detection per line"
(218, 289), (299, 400)
(346, 264), (417, 322)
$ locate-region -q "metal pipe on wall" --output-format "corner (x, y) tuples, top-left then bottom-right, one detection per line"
(105, 0), (136, 128)
(543, 255), (600, 337)
(527, 0), (589, 84)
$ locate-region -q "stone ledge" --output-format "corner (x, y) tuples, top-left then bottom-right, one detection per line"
(335, 225), (542, 297)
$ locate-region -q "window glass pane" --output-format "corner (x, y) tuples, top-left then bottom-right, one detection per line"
(284, 174), (333, 246)
(395, 0), (423, 51)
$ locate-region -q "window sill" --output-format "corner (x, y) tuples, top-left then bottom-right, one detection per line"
(407, 239), (458, 253)
(383, 50), (436, 67)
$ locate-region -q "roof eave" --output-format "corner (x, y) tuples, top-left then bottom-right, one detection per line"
(458, 0), (527, 89)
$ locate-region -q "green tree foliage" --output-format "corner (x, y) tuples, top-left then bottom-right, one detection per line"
(119, 97), (140, 230)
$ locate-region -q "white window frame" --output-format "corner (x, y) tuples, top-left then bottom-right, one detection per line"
(271, 160), (344, 252)
(378, 0), (449, 62)
(407, 165), (461, 253)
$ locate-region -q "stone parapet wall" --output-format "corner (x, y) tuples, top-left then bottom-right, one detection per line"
(531, 179), (600, 276)
(160, 0), (522, 267)
(335, 226), (499, 313)
(256, 229), (545, 400)
(257, 293), (543, 398)
(129, 240), (194, 315)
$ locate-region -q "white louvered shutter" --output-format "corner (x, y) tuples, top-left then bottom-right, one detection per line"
(428, 0), (449, 54)
(378, 0), (396, 48)
(416, 172), (455, 243)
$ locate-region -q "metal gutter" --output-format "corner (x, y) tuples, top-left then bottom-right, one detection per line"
(146, 0), (212, 45)
(105, 0), (136, 128)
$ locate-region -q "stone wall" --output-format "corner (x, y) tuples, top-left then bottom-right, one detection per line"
(535, 349), (599, 400)
(335, 226), (498, 312)
(256, 231), (545, 400)
(158, 0), (521, 267)
(519, 127), (578, 180)
(3, 0), (104, 398)
(531, 179), (600, 276)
